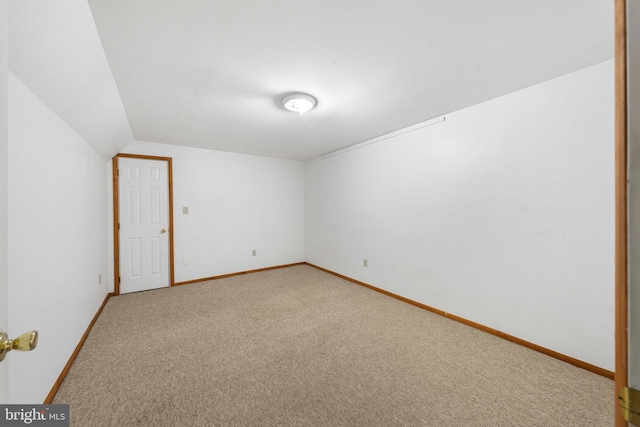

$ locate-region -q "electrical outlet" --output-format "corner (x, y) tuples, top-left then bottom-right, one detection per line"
(183, 206), (189, 214)
(252, 250), (257, 256)
(98, 274), (102, 284)
(363, 259), (368, 267)
(183, 257), (189, 265)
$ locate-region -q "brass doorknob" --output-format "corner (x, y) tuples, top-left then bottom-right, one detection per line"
(160, 229), (167, 234)
(0, 330), (38, 363)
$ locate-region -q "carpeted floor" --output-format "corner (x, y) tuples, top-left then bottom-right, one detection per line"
(53, 265), (614, 426)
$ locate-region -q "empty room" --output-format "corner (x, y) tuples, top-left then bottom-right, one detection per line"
(1, 0), (636, 426)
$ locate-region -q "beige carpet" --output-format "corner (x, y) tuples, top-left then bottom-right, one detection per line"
(53, 265), (614, 426)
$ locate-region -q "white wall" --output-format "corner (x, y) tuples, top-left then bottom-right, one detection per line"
(305, 60), (615, 370)
(7, 73), (110, 403)
(120, 141), (305, 283)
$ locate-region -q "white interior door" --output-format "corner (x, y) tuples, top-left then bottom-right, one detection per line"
(0, 288), (6, 405)
(118, 157), (170, 294)
(0, 172), (7, 404)
(1, 0), (8, 400)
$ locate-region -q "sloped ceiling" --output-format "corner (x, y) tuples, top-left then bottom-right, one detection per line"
(11, 1), (614, 160)
(8, 0), (134, 158)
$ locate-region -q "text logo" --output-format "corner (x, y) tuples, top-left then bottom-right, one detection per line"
(0, 405), (69, 426)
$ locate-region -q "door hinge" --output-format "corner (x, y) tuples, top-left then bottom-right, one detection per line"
(118, 223), (120, 230)
(118, 276), (121, 284)
(619, 387), (640, 424)
(117, 169), (119, 176)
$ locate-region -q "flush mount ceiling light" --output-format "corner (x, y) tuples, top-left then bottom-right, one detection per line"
(282, 93), (317, 115)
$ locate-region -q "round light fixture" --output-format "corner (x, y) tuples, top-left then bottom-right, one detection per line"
(282, 93), (317, 115)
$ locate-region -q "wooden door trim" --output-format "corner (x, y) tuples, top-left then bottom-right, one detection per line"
(615, 0), (628, 425)
(112, 153), (175, 296)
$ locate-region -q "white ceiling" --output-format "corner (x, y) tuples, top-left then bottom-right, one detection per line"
(8, 0), (134, 158)
(12, 1), (614, 161)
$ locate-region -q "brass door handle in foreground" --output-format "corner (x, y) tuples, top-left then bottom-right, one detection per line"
(0, 330), (38, 363)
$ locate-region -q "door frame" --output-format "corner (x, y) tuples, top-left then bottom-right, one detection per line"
(112, 153), (175, 295)
(616, 0), (629, 426)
